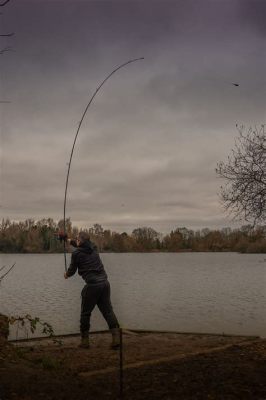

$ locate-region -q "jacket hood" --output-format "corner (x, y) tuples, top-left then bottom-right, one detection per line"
(78, 240), (95, 254)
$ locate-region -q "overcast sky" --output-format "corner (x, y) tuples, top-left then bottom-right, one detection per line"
(0, 0), (265, 233)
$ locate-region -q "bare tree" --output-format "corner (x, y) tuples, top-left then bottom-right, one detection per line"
(216, 125), (266, 226)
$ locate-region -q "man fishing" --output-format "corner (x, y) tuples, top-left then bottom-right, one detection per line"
(64, 231), (120, 349)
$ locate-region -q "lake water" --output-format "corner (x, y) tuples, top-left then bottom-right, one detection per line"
(0, 253), (266, 339)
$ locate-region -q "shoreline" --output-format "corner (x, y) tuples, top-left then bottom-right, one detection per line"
(1, 327), (266, 399)
(9, 328), (260, 344)
(1, 250), (266, 254)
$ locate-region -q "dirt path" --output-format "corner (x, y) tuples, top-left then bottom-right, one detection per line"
(1, 330), (266, 399)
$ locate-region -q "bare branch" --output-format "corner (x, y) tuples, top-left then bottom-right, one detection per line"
(0, 32), (14, 36)
(0, 46), (13, 54)
(216, 125), (266, 226)
(0, 0), (11, 6)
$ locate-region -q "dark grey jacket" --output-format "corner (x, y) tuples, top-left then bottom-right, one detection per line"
(66, 240), (107, 284)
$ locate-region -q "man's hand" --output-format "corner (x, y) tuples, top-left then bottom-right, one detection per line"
(54, 232), (68, 242)
(64, 272), (68, 279)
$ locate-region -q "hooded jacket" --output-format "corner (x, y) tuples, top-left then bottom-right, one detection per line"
(66, 240), (107, 284)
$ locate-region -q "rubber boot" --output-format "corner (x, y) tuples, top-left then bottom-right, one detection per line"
(79, 334), (90, 349)
(111, 328), (120, 349)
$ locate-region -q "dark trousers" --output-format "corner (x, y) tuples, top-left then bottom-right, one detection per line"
(80, 280), (119, 337)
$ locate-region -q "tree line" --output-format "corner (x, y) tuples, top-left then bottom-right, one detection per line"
(0, 218), (265, 253)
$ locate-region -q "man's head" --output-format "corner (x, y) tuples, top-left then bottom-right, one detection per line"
(77, 231), (90, 244)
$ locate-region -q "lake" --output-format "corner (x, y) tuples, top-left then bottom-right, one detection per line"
(0, 252), (265, 339)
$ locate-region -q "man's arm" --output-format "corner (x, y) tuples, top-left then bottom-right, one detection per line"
(64, 251), (78, 279)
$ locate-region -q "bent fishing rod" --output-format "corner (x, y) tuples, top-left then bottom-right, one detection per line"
(0, 262), (16, 283)
(62, 57), (144, 271)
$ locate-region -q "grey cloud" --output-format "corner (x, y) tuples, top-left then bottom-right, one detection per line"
(156, 200), (199, 210)
(238, 0), (266, 36)
(1, 0), (265, 232)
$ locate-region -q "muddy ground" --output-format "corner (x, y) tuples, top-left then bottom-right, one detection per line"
(1, 330), (266, 400)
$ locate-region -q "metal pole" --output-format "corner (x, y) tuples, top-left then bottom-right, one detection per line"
(119, 327), (124, 398)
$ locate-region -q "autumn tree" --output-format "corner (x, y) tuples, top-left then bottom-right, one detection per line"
(162, 229), (183, 251)
(216, 125), (266, 226)
(88, 223), (105, 251)
(132, 227), (160, 251)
